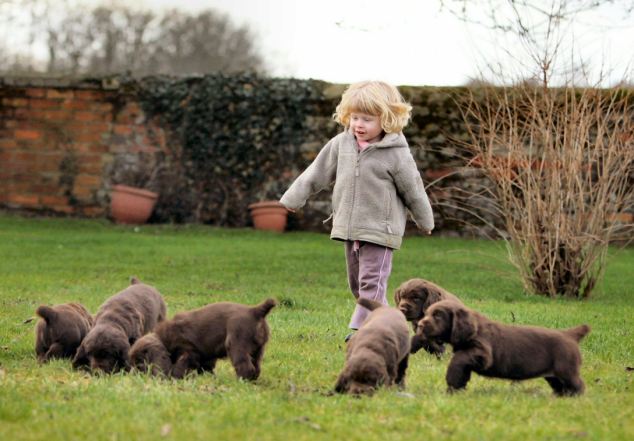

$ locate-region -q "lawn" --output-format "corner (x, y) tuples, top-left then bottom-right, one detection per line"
(0, 214), (632, 441)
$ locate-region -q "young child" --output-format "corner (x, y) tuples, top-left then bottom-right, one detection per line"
(279, 80), (434, 340)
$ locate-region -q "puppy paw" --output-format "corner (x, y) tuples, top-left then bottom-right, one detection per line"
(409, 335), (425, 354)
(446, 385), (466, 394)
(430, 344), (446, 359)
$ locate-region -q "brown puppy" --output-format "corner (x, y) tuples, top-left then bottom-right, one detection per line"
(334, 298), (410, 396)
(128, 333), (173, 376)
(419, 300), (590, 396)
(72, 277), (166, 374)
(148, 298), (277, 380)
(34, 303), (93, 363)
(393, 278), (463, 356)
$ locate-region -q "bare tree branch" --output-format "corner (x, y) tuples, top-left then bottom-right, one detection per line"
(0, 1), (265, 76)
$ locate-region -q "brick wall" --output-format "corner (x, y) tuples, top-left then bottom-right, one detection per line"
(0, 78), (166, 217)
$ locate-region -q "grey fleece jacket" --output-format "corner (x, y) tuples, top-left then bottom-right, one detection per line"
(280, 129), (434, 250)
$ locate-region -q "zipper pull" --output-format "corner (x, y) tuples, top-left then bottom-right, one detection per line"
(355, 162), (360, 177)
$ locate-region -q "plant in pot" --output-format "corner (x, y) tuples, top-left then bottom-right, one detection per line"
(248, 179), (289, 232)
(109, 152), (164, 225)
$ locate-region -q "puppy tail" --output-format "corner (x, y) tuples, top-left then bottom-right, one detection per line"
(252, 298), (277, 319)
(564, 324), (591, 342)
(130, 276), (141, 285)
(357, 298), (384, 311)
(35, 305), (57, 323)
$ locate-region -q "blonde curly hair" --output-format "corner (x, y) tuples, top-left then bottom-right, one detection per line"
(333, 81), (412, 133)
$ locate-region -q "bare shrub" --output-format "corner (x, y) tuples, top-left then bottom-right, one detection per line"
(435, 0), (634, 298)
(459, 84), (633, 298)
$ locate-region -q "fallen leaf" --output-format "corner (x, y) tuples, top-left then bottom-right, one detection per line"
(160, 424), (172, 437)
(23, 317), (35, 324)
(626, 367), (634, 372)
(295, 416), (321, 431)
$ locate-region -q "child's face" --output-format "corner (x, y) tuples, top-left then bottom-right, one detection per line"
(350, 112), (383, 144)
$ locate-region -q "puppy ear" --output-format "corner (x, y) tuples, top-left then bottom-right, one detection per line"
(394, 287), (401, 305)
(72, 345), (88, 369)
(422, 284), (443, 306)
(334, 373), (349, 393)
(121, 351), (132, 372)
(450, 307), (477, 345)
(118, 343), (132, 372)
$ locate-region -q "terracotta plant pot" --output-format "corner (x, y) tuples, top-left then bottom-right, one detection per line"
(248, 201), (288, 232)
(110, 184), (158, 224)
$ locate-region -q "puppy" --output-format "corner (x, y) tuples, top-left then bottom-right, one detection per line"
(394, 278), (463, 356)
(128, 333), (172, 376)
(419, 300), (590, 396)
(334, 298), (410, 396)
(72, 277), (166, 374)
(34, 303), (93, 363)
(144, 298), (277, 380)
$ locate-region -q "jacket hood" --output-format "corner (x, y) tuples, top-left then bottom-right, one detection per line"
(345, 128), (408, 149)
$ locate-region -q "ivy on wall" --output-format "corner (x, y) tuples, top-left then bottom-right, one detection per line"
(136, 73), (337, 224)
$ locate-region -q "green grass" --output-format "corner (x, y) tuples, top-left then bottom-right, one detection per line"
(0, 214), (632, 441)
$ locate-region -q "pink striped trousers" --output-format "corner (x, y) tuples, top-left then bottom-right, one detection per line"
(344, 241), (394, 330)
